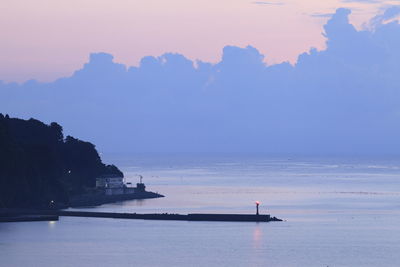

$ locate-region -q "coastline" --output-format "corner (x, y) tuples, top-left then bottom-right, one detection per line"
(69, 190), (164, 207)
(0, 215), (59, 223)
(0, 190), (164, 222)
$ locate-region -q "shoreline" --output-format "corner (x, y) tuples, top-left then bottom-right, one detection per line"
(69, 190), (164, 207)
(0, 215), (59, 223)
(0, 190), (165, 221)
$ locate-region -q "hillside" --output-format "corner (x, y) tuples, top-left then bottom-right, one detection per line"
(0, 114), (123, 208)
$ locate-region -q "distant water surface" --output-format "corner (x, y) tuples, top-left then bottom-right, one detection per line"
(1, 156), (400, 266)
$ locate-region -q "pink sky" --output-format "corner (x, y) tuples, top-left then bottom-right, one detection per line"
(0, 0), (396, 82)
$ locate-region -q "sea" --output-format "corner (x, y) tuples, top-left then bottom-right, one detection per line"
(1, 156), (400, 267)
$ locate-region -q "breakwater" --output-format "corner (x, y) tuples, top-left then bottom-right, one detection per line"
(3, 209), (282, 222)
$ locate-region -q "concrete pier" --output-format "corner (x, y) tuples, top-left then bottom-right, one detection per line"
(2, 209), (282, 223)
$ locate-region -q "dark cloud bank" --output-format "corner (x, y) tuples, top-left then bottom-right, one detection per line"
(2, 8), (400, 155)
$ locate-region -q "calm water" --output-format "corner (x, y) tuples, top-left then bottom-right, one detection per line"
(1, 156), (400, 266)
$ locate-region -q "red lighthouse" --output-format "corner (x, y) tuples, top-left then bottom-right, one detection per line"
(255, 201), (260, 215)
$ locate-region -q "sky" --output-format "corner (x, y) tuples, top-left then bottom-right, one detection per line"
(2, 4), (400, 155)
(1, 0), (399, 83)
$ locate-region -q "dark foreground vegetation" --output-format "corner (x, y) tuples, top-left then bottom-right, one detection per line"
(0, 114), (122, 209)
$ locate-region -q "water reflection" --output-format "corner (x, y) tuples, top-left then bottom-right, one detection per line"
(124, 199), (146, 207)
(252, 224), (263, 249)
(48, 221), (57, 229)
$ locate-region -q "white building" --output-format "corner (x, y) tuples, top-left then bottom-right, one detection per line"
(96, 175), (125, 195)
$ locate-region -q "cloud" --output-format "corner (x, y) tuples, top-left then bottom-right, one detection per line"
(369, 5), (400, 28)
(310, 12), (334, 18)
(341, 0), (381, 3)
(2, 7), (400, 155)
(251, 1), (285, 6)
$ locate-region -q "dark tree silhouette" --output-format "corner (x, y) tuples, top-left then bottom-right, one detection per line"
(0, 114), (123, 208)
